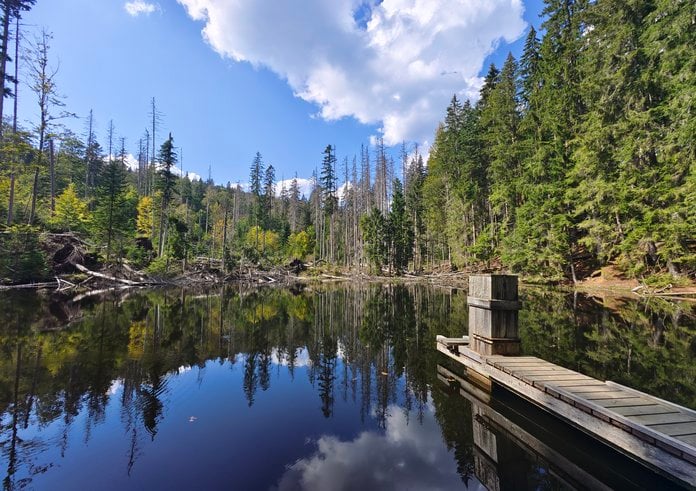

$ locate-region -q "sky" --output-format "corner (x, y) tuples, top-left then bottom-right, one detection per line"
(18, 0), (545, 191)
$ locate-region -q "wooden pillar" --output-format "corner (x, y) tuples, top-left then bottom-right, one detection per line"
(468, 274), (521, 356)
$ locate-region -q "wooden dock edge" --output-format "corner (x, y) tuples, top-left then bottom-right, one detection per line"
(551, 385), (696, 465)
(436, 343), (696, 488)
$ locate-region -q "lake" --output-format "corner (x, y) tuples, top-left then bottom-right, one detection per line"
(1, 283), (694, 490)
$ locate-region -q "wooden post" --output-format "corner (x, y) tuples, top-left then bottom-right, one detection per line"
(468, 274), (521, 356)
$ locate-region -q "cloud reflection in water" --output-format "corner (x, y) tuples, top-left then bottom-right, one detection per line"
(274, 401), (483, 491)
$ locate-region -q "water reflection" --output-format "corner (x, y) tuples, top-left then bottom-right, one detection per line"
(0, 284), (693, 489)
(274, 400), (469, 491)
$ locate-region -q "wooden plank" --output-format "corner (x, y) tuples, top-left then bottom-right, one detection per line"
(496, 363), (561, 370)
(491, 362), (554, 369)
(491, 358), (550, 365)
(612, 405), (680, 417)
(513, 369), (577, 376)
(675, 434), (696, 447)
(551, 385), (696, 467)
(486, 355), (539, 362)
(523, 374), (595, 382)
(552, 380), (607, 387)
(564, 386), (616, 394)
(593, 397), (657, 408)
(647, 422), (696, 437)
(494, 365), (556, 375)
(583, 391), (641, 401)
(629, 413), (696, 426)
(436, 335), (470, 346)
(606, 381), (696, 420)
(487, 359), (544, 367)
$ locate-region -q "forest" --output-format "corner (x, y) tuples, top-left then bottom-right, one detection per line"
(0, 0), (694, 284)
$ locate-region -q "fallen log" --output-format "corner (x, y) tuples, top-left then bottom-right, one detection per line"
(0, 281), (58, 290)
(71, 286), (134, 302)
(73, 263), (142, 286)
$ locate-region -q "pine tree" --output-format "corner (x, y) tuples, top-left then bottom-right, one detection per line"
(94, 159), (129, 261)
(360, 207), (387, 274)
(249, 152), (264, 249)
(262, 164), (275, 227)
(288, 175), (301, 232)
(0, 0), (36, 141)
(481, 53), (521, 237)
(156, 133), (177, 257)
(388, 178), (412, 274)
(320, 144), (337, 261)
(50, 183), (90, 232)
(405, 152), (425, 271)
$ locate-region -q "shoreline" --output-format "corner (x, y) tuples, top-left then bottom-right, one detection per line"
(2, 265), (695, 302)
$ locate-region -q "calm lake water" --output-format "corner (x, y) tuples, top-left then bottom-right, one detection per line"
(0, 283), (694, 490)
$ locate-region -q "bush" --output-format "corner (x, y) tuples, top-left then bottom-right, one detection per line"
(0, 226), (48, 283)
(145, 256), (172, 276)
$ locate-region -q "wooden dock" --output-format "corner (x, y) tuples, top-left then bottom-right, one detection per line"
(437, 340), (696, 488)
(436, 274), (696, 489)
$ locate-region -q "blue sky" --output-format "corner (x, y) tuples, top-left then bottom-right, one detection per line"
(18, 0), (545, 189)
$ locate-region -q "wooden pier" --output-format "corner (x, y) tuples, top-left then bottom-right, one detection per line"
(436, 274), (696, 489)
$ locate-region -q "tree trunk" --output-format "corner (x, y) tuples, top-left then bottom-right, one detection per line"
(221, 201), (228, 273)
(7, 171), (14, 225)
(0, 4), (11, 141)
(12, 16), (18, 133)
(28, 167), (39, 225)
(7, 17), (19, 226)
(49, 139), (56, 214)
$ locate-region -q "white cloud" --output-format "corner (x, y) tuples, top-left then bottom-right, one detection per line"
(125, 1), (159, 17)
(273, 400), (482, 490)
(108, 153), (202, 181)
(271, 347), (313, 368)
(177, 0), (526, 146)
(276, 177), (314, 199)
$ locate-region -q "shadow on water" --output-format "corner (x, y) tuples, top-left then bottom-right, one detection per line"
(0, 284), (693, 489)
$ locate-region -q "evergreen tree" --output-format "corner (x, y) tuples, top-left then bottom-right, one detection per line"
(50, 183), (90, 232)
(94, 159), (130, 261)
(262, 164), (275, 227)
(481, 53), (521, 237)
(249, 152), (264, 248)
(388, 178), (412, 274)
(320, 145), (337, 216)
(360, 207), (387, 274)
(405, 152), (425, 271)
(288, 175), (301, 232)
(320, 144), (337, 261)
(156, 133), (177, 257)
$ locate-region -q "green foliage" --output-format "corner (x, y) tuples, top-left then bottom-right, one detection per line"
(156, 134), (178, 209)
(136, 195), (154, 236)
(145, 255), (172, 276)
(320, 145), (337, 216)
(360, 207), (387, 274)
(388, 179), (412, 273)
(0, 225), (47, 283)
(92, 161), (133, 261)
(49, 183), (90, 232)
(287, 229), (312, 260)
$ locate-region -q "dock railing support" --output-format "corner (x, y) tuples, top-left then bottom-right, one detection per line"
(468, 274), (522, 356)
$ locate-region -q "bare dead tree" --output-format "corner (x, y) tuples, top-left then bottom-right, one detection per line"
(26, 29), (75, 225)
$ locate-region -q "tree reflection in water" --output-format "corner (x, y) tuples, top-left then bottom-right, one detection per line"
(0, 285), (693, 489)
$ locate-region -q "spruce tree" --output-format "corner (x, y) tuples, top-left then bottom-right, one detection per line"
(388, 178), (413, 274)
(156, 133), (177, 257)
(481, 53), (521, 242)
(249, 152), (264, 244)
(94, 159), (129, 261)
